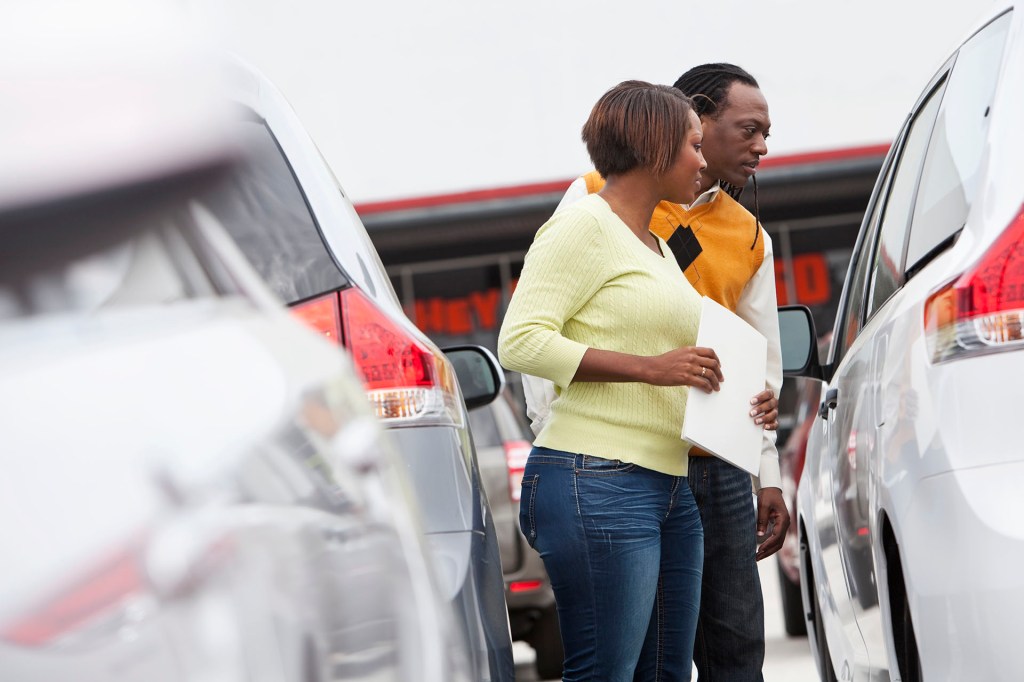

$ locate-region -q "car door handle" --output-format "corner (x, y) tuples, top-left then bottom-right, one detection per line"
(818, 388), (839, 419)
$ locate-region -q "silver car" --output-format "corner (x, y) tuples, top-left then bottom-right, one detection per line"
(210, 57), (515, 681)
(0, 17), (470, 680)
(780, 4), (1024, 679)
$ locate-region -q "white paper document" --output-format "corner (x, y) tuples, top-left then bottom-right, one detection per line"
(681, 296), (767, 476)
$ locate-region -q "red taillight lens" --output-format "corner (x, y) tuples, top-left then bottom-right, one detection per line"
(341, 287), (460, 424)
(1, 549), (145, 647)
(341, 287), (436, 392)
(925, 205), (1024, 362)
(291, 294), (342, 343)
(1, 521), (233, 649)
(290, 288), (461, 425)
(504, 439), (531, 502)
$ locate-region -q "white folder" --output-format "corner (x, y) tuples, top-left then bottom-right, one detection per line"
(681, 296), (767, 476)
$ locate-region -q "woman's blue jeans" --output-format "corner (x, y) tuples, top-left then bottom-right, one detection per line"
(519, 446), (704, 681)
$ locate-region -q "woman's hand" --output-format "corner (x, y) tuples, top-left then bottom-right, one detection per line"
(749, 389), (778, 429)
(572, 346), (722, 391)
(647, 347), (723, 393)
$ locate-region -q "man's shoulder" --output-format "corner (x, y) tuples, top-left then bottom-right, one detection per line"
(712, 190), (756, 221)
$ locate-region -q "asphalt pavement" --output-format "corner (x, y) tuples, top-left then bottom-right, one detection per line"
(513, 555), (818, 681)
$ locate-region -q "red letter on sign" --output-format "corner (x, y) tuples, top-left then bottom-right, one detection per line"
(470, 289), (501, 330)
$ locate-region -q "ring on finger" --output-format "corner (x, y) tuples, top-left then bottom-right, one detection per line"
(701, 366), (706, 377)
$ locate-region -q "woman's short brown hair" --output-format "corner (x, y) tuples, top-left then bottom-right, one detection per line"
(581, 80), (696, 178)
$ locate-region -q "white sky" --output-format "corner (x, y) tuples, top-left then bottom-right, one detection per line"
(191, 0), (1003, 204)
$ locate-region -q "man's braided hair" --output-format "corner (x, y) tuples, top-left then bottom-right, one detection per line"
(673, 63), (763, 250)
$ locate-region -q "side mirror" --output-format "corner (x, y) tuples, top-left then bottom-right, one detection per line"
(443, 345), (505, 410)
(778, 305), (831, 382)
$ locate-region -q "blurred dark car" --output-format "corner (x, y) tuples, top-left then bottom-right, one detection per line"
(775, 376), (820, 637)
(209, 56), (515, 681)
(469, 390), (563, 680)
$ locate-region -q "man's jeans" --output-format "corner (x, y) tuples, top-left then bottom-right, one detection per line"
(519, 446), (704, 681)
(688, 455), (766, 681)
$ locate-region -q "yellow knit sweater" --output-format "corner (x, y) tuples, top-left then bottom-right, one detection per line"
(498, 194), (702, 476)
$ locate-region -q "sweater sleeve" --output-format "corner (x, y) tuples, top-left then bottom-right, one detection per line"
(498, 206), (606, 389)
(735, 228), (783, 490)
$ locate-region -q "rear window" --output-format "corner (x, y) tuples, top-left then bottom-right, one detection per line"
(0, 189), (223, 320)
(867, 82), (945, 316)
(906, 11), (1012, 272)
(206, 115), (348, 303)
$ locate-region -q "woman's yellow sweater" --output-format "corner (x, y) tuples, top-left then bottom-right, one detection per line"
(583, 170), (765, 310)
(497, 194), (703, 476)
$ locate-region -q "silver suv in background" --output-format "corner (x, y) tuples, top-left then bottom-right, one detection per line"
(780, 4), (1024, 680)
(209, 57), (515, 681)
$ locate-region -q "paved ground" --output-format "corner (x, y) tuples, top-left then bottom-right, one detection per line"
(513, 555), (818, 681)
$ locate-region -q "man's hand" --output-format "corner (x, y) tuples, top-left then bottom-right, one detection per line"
(755, 487), (790, 561)
(750, 389), (779, 430)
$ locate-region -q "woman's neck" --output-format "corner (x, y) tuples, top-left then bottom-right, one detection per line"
(598, 172), (662, 243)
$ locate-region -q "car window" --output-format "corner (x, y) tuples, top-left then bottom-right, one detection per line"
(0, 203), (220, 320)
(205, 116), (349, 304)
(905, 12), (1012, 273)
(866, 79), (947, 318)
(832, 138), (902, 363)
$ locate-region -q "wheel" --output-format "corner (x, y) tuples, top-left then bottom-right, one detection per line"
(896, 596), (924, 682)
(529, 606), (564, 680)
(811, 587), (839, 682)
(884, 524), (925, 679)
(777, 558), (808, 637)
(887, 546), (923, 682)
(802, 536), (837, 682)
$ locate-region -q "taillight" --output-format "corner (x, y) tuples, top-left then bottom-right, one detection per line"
(1, 548), (146, 647)
(292, 294), (342, 343)
(290, 288), (462, 426)
(925, 205), (1024, 363)
(509, 580), (543, 594)
(1, 525), (232, 648)
(504, 439), (531, 502)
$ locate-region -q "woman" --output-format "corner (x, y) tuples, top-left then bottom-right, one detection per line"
(498, 81), (722, 681)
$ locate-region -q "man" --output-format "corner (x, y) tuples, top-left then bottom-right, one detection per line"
(522, 63), (789, 680)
